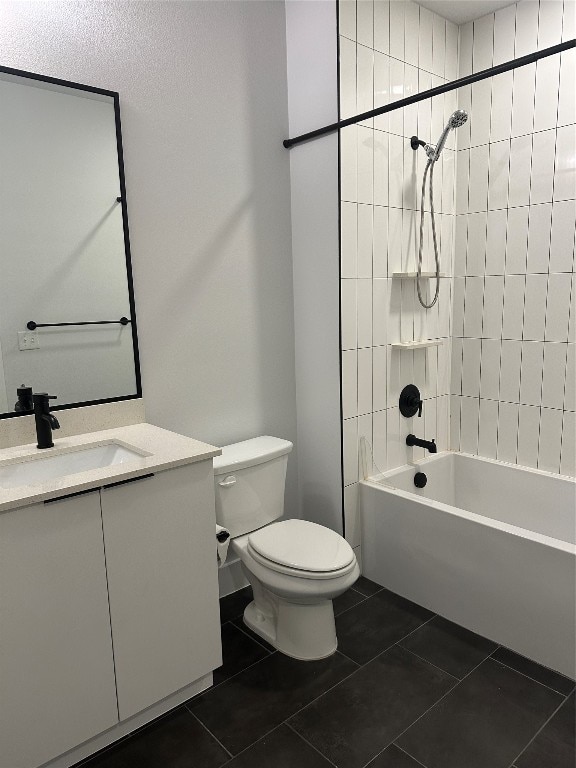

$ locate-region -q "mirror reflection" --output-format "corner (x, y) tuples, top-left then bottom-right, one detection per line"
(0, 69), (139, 416)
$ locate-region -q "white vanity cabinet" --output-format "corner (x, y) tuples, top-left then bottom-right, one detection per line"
(0, 491), (118, 768)
(100, 461), (221, 720)
(0, 441), (222, 768)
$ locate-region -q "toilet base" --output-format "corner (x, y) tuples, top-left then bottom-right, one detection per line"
(243, 596), (338, 661)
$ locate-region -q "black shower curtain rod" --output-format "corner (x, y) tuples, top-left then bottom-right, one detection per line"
(283, 39), (576, 149)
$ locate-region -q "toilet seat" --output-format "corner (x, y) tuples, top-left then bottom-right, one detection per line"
(247, 519), (355, 579)
(246, 545), (358, 580)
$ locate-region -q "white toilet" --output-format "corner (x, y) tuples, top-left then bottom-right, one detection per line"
(214, 436), (360, 661)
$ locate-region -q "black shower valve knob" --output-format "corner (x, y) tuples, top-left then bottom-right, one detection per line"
(399, 384), (423, 418)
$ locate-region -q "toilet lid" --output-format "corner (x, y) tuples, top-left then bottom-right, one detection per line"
(248, 519), (355, 573)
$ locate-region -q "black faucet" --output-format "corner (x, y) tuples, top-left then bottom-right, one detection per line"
(406, 434), (437, 454)
(14, 385), (34, 413)
(33, 393), (60, 449)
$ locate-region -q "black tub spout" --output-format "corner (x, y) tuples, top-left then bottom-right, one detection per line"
(406, 434), (437, 454)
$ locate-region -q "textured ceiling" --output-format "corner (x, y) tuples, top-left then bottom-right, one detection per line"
(414, 0), (520, 25)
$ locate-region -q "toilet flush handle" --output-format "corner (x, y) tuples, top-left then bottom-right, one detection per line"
(219, 475), (237, 487)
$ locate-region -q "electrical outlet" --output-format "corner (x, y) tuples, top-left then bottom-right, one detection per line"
(18, 331), (40, 351)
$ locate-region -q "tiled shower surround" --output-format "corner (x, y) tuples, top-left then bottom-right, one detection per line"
(450, 1), (575, 475)
(339, 0), (576, 550)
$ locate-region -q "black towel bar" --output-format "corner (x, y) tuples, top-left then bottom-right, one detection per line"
(26, 317), (131, 330)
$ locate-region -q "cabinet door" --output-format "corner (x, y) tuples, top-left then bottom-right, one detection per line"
(0, 491), (118, 768)
(100, 462), (221, 720)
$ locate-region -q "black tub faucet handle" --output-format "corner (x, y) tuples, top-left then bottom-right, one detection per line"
(400, 384), (423, 418)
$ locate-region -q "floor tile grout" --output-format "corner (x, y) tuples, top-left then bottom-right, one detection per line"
(489, 649), (575, 696)
(194, 649), (360, 762)
(215, 722), (289, 766)
(352, 585), (385, 599)
(215, 719), (341, 768)
(285, 721), (340, 768)
(334, 647), (361, 666)
(399, 645), (460, 682)
(229, 618), (277, 655)
(393, 614), (436, 646)
(284, 615), (443, 756)
(207, 646), (278, 692)
(333, 583), (384, 618)
(335, 592), (371, 617)
(384, 649), (492, 754)
(187, 709), (234, 761)
(349, 613), (437, 669)
(390, 742), (430, 768)
(283, 652), (363, 728)
(505, 688), (573, 768)
(341, 627), (503, 768)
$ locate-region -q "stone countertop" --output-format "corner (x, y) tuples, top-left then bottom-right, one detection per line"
(0, 423), (221, 513)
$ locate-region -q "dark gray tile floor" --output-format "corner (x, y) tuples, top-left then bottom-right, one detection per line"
(78, 578), (575, 768)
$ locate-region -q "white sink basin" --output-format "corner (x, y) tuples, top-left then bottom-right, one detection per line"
(0, 442), (146, 489)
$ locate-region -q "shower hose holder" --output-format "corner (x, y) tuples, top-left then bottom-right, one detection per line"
(410, 135), (426, 151)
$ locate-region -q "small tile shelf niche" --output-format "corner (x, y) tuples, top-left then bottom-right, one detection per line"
(391, 339), (444, 350)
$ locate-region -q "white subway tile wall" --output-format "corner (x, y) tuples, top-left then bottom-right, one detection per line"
(339, 0), (459, 547)
(339, 0), (575, 550)
(450, 0), (575, 477)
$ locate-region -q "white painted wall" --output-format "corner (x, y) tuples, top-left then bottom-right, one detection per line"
(286, 1), (342, 534)
(0, 1), (299, 514)
(0, 77), (136, 405)
(0, 340), (7, 413)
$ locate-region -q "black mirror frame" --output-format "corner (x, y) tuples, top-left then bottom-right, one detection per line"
(0, 65), (142, 419)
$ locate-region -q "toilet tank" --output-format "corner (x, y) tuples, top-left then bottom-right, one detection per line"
(213, 436), (293, 538)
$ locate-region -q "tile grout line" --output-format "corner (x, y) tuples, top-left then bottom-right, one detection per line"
(476, 42), (496, 454)
(230, 618), (277, 655)
(336, 647), (362, 666)
(335, 593), (371, 616)
(287, 610), (438, 733)
(384, 645), (495, 752)
(206, 643), (278, 693)
(186, 710), (234, 761)
(506, 688), (573, 768)
(285, 721), (341, 768)
(389, 742), (430, 768)
(351, 610), (438, 668)
(280, 653), (366, 734)
(198, 649), (362, 766)
(488, 652), (575, 696)
(390, 613), (437, 646)
(210, 722), (306, 767)
(398, 645), (460, 683)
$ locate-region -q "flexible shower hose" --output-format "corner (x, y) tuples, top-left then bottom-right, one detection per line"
(417, 157), (441, 309)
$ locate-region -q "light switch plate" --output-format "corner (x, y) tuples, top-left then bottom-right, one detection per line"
(18, 331), (40, 351)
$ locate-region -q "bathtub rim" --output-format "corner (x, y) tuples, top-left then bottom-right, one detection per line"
(361, 450), (576, 555)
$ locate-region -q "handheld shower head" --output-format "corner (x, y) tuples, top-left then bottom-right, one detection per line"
(431, 109), (468, 160)
(414, 107), (469, 310)
(449, 109), (468, 128)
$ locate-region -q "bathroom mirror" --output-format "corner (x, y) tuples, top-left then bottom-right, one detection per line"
(0, 66), (141, 418)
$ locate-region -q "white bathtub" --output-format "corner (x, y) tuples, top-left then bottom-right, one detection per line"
(361, 451), (576, 678)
